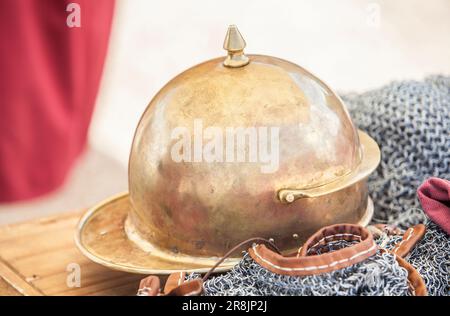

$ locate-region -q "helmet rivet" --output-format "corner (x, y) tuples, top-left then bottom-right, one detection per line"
(286, 193), (295, 203)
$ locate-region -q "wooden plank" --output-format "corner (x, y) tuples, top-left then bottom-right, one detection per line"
(0, 210), (144, 296)
(54, 274), (142, 296)
(1, 231), (76, 262)
(32, 262), (141, 294)
(10, 248), (92, 278)
(0, 212), (81, 241)
(0, 277), (21, 296)
(0, 258), (43, 296)
(87, 281), (141, 296)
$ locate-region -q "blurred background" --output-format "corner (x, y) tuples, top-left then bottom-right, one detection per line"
(0, 0), (449, 224)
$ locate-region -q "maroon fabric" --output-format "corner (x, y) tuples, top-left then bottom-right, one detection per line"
(0, 0), (114, 202)
(417, 177), (450, 235)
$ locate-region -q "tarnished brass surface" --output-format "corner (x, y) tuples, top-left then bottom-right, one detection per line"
(278, 131), (380, 203)
(75, 192), (374, 274)
(128, 53), (380, 257)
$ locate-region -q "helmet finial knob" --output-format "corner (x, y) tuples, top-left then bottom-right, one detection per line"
(223, 25), (250, 68)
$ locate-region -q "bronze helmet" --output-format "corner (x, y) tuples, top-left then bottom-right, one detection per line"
(127, 25), (380, 257)
(76, 25), (380, 274)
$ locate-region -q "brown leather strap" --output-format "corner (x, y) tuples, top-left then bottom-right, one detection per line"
(137, 273), (203, 296)
(395, 254), (428, 296)
(163, 272), (187, 293)
(165, 278), (203, 296)
(380, 249), (428, 296)
(137, 276), (160, 296)
(249, 224), (377, 276)
(391, 224), (426, 258)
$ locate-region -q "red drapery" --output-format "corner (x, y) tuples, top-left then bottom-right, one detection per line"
(0, 0), (115, 202)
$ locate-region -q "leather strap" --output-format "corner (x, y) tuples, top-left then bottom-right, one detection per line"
(248, 224), (377, 276)
(163, 272), (203, 296)
(137, 276), (160, 296)
(381, 249), (428, 296)
(391, 224), (426, 258)
(163, 272), (187, 293)
(137, 273), (203, 296)
(165, 278), (203, 296)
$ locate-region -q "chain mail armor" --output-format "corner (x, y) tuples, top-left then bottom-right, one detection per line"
(344, 77), (449, 295)
(344, 76), (450, 227)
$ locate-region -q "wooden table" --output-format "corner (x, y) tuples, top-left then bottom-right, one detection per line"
(0, 211), (145, 296)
